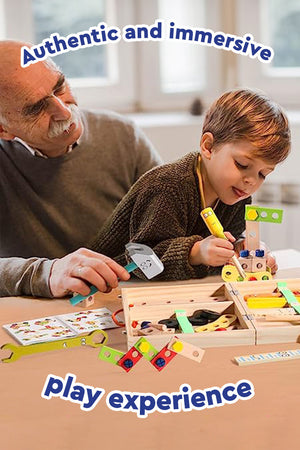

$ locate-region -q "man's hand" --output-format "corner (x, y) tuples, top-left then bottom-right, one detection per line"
(189, 232), (236, 266)
(49, 248), (130, 298)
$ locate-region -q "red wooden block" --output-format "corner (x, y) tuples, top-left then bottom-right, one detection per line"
(150, 344), (177, 371)
(117, 346), (143, 372)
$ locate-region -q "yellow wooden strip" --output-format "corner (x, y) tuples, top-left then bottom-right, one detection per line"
(195, 314), (237, 332)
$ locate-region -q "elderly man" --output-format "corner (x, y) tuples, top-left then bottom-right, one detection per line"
(0, 40), (162, 298)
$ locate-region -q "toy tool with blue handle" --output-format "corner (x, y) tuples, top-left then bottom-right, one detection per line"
(70, 243), (164, 306)
(70, 261), (138, 306)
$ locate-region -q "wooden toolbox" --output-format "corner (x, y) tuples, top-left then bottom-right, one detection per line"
(121, 278), (300, 349)
(230, 278), (300, 345)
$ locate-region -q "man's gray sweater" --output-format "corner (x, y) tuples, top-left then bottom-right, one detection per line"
(0, 109), (162, 296)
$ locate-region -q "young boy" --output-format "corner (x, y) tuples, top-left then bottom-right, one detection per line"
(89, 89), (290, 281)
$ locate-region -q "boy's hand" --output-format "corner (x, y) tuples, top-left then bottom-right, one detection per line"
(189, 232), (235, 267)
(266, 253), (278, 275)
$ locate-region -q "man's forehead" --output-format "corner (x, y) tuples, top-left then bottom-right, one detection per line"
(10, 65), (63, 106)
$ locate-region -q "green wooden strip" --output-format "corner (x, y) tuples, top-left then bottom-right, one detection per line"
(175, 310), (194, 333)
(98, 345), (124, 365)
(245, 205), (283, 223)
(277, 282), (300, 314)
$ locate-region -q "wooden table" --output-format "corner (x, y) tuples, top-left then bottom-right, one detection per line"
(1, 267), (300, 450)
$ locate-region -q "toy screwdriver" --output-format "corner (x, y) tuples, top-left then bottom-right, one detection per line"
(201, 207), (247, 279)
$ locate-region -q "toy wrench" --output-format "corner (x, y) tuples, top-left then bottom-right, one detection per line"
(1, 329), (108, 363)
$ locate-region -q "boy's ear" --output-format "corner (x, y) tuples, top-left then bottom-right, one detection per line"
(200, 132), (214, 159)
(0, 123), (15, 141)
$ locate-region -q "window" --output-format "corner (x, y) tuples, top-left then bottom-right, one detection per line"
(263, 0), (300, 74)
(1, 0), (225, 112)
(137, 0), (223, 110)
(237, 0), (300, 107)
(159, 0), (206, 94)
(32, 0), (108, 80)
(3, 0), (296, 111)
(1, 0), (136, 111)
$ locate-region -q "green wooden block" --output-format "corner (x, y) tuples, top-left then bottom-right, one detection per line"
(133, 337), (159, 361)
(245, 205), (283, 223)
(175, 309), (194, 333)
(277, 282), (300, 315)
(98, 345), (124, 365)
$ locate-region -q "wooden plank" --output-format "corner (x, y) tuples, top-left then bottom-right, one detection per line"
(235, 348), (300, 366)
(245, 221), (260, 251)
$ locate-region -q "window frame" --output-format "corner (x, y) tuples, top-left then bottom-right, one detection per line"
(136, 0), (224, 111)
(236, 0), (300, 108)
(1, 0), (138, 111)
(5, 0), (296, 111)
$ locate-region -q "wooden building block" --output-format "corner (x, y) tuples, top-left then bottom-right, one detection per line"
(137, 326), (164, 336)
(251, 257), (267, 273)
(133, 337), (159, 361)
(167, 336), (205, 363)
(82, 295), (95, 308)
(150, 345), (177, 371)
(238, 257), (252, 272)
(98, 345), (124, 365)
(245, 221), (260, 251)
(230, 278), (300, 345)
(117, 347), (143, 372)
(195, 314), (237, 332)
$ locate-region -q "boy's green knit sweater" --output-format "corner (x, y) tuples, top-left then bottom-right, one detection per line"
(91, 152), (251, 280)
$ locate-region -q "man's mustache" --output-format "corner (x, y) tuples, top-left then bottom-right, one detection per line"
(48, 104), (81, 138)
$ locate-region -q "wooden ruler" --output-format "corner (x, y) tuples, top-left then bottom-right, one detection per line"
(235, 349), (300, 366)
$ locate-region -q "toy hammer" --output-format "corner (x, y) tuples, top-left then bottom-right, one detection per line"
(70, 243), (164, 306)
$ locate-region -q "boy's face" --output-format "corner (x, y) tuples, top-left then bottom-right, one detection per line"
(203, 140), (275, 205)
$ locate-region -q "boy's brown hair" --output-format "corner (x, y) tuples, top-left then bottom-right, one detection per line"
(202, 88), (291, 164)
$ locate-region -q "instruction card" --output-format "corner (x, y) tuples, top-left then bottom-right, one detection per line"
(3, 308), (118, 345)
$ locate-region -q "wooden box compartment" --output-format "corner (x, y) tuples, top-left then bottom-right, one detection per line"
(121, 282), (256, 349)
(230, 278), (300, 345)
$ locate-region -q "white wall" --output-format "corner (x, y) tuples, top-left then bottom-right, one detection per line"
(128, 111), (300, 181)
(128, 112), (202, 163)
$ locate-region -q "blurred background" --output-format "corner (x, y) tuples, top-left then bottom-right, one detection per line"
(1, 0), (299, 251)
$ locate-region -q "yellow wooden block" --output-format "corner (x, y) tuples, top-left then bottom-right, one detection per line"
(221, 265), (272, 282)
(138, 341), (150, 353)
(246, 297), (300, 309)
(246, 208), (259, 221)
(171, 341), (184, 352)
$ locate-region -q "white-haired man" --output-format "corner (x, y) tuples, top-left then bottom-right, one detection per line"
(0, 40), (162, 298)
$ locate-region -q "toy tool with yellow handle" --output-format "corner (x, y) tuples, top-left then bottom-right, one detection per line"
(201, 207), (247, 279)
